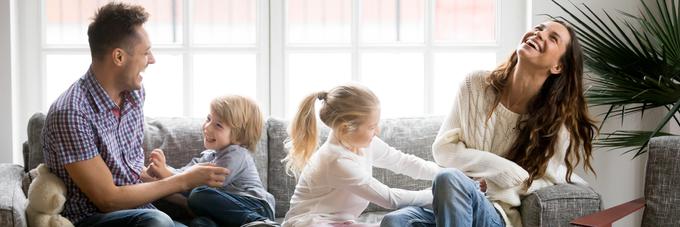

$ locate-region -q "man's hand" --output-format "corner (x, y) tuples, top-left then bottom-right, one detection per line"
(176, 163), (229, 191)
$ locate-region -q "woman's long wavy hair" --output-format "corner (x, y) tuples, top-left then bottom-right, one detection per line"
(486, 20), (598, 187)
(282, 84), (380, 177)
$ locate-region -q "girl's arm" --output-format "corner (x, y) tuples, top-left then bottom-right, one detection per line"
(370, 137), (441, 181)
(329, 156), (432, 209)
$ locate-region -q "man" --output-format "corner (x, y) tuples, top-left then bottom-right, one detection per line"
(41, 3), (228, 226)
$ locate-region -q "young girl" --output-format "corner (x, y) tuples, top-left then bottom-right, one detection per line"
(380, 20), (598, 227)
(281, 84), (442, 227)
(147, 95), (278, 227)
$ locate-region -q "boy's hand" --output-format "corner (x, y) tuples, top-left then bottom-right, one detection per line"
(140, 165), (158, 182)
(149, 149), (167, 169)
(146, 163), (165, 179)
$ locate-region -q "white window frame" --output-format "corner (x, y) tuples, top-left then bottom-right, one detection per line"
(15, 0), (527, 146)
(269, 0), (527, 118)
(17, 0), (271, 119)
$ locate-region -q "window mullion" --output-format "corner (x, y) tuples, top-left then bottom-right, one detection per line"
(269, 0), (285, 118)
(183, 0), (193, 117)
(352, 0), (360, 82)
(424, 0), (434, 115)
(257, 0), (271, 116)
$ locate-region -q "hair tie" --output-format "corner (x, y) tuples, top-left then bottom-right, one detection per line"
(317, 92), (327, 101)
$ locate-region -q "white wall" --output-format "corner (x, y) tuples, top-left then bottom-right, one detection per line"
(0, 0), (15, 164)
(532, 1), (656, 226)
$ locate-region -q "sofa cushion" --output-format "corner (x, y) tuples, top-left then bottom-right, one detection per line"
(266, 116), (443, 217)
(0, 164), (28, 227)
(642, 136), (680, 227)
(520, 184), (600, 226)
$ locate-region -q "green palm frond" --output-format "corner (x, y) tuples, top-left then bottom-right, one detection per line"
(595, 130), (674, 155)
(551, 0), (680, 157)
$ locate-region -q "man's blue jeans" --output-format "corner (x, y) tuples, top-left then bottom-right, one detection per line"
(187, 186), (274, 227)
(381, 168), (505, 227)
(76, 208), (186, 227)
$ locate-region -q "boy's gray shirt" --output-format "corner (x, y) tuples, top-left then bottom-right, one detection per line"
(172, 144), (275, 214)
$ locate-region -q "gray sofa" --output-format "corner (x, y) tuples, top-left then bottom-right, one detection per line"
(1, 113), (602, 226)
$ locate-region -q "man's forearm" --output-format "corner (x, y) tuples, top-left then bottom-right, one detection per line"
(97, 174), (189, 212)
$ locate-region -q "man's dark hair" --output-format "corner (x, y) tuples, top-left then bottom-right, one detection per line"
(87, 2), (149, 60)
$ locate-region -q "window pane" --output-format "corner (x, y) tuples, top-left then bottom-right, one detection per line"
(45, 54), (91, 109)
(287, 0), (351, 44)
(361, 53), (424, 118)
(433, 52), (495, 115)
(142, 54), (183, 117)
(286, 53), (352, 118)
(45, 0), (183, 45)
(434, 0), (495, 43)
(192, 0), (256, 45)
(192, 54), (256, 117)
(361, 0), (425, 43)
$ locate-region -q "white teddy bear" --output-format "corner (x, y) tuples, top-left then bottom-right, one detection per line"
(26, 163), (74, 227)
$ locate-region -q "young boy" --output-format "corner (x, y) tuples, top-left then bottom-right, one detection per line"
(148, 95), (278, 227)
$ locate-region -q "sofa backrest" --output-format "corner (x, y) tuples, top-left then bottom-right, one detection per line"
(642, 136), (680, 226)
(264, 116), (443, 217)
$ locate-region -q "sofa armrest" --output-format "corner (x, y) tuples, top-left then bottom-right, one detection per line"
(570, 198), (645, 227)
(521, 184), (601, 226)
(0, 164), (28, 227)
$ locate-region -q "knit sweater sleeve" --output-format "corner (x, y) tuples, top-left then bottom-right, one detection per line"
(327, 155), (433, 209)
(432, 72), (529, 189)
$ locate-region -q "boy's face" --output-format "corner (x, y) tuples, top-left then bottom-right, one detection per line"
(203, 111), (233, 150)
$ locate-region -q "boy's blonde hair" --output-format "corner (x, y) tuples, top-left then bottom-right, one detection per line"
(283, 84), (380, 176)
(210, 95), (263, 152)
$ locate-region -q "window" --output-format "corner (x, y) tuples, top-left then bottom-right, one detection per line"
(27, 0), (268, 118)
(19, 0), (523, 119)
(274, 0), (507, 118)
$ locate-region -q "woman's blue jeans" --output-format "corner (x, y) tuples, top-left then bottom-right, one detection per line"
(380, 168), (505, 227)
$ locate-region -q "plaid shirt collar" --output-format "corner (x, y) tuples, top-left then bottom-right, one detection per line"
(84, 67), (142, 113)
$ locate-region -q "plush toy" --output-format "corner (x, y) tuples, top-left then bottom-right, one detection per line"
(26, 163), (74, 227)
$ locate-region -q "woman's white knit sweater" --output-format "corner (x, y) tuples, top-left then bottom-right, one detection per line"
(432, 70), (587, 227)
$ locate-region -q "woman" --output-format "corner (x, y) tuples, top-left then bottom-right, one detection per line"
(380, 20), (597, 227)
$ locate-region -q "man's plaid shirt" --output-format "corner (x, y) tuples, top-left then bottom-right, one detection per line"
(42, 67), (154, 224)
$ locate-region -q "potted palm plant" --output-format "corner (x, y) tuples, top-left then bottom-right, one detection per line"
(550, 0), (680, 157)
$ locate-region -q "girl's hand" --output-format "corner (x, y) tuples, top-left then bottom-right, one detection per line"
(478, 179), (487, 192)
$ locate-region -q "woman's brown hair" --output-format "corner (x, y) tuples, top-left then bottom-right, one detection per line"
(486, 20), (598, 186)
